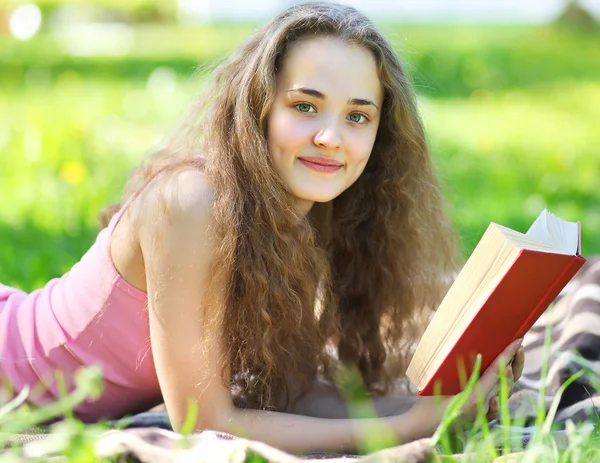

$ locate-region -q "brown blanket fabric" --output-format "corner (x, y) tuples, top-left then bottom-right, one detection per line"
(5, 258), (600, 462)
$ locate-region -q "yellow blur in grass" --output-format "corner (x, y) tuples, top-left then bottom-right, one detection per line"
(59, 161), (88, 185)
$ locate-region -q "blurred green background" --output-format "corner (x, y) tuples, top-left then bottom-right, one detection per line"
(1, 1), (599, 292)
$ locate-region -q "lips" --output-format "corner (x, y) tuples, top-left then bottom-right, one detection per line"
(297, 156), (344, 167)
(298, 156), (344, 173)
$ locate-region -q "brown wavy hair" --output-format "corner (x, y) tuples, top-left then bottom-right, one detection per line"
(100, 2), (458, 410)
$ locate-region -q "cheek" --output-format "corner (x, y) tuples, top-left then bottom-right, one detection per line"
(268, 109), (312, 152)
(348, 130), (377, 166)
(352, 158), (370, 183)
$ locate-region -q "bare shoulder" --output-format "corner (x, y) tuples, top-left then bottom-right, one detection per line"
(134, 166), (217, 263)
(137, 167), (215, 232)
(168, 168), (214, 215)
(110, 166), (215, 293)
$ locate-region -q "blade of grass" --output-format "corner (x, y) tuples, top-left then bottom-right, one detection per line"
(541, 370), (585, 435)
(0, 386), (30, 421)
(534, 324), (554, 430)
(432, 354), (483, 446)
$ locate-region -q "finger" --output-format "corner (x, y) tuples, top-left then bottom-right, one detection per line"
(480, 381), (499, 409)
(475, 339), (522, 401)
(503, 364), (515, 398)
(488, 382), (500, 404)
(489, 339), (524, 379)
(488, 339), (523, 375)
(478, 365), (500, 399)
(512, 347), (525, 382)
(500, 338), (524, 366)
(486, 396), (499, 421)
(479, 352), (513, 395)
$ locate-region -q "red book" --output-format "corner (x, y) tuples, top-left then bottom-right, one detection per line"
(406, 210), (586, 396)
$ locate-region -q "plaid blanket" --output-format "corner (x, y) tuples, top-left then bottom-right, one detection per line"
(4, 257), (600, 462)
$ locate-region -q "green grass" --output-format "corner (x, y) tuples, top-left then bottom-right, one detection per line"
(1, 350), (600, 462)
(2, 24), (600, 291)
(424, 79), (600, 257)
(1, 21), (600, 462)
(0, 367), (108, 461)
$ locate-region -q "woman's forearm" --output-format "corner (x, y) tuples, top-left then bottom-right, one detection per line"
(213, 406), (432, 455)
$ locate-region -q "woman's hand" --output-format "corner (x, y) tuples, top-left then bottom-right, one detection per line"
(404, 338), (526, 438)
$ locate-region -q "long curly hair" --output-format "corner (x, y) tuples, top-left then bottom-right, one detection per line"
(100, 2), (458, 410)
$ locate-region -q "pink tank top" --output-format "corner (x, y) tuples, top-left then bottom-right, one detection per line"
(0, 156), (207, 422)
(0, 203), (161, 421)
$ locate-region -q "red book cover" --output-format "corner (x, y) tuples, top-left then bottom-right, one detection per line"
(417, 251), (586, 396)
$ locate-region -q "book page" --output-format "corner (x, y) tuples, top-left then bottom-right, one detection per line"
(526, 209), (579, 255)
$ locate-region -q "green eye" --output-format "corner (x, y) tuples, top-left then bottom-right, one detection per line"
(296, 103), (314, 113)
(348, 113), (367, 124)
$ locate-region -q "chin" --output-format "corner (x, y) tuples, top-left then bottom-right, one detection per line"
(292, 188), (340, 204)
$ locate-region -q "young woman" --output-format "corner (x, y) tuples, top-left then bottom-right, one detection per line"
(0, 2), (524, 454)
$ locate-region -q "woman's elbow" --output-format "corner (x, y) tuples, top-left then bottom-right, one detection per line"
(168, 401), (236, 434)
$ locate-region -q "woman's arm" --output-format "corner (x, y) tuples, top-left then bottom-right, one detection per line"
(137, 168), (520, 454)
(136, 169), (436, 454)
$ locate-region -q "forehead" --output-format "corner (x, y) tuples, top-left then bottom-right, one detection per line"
(277, 37), (383, 104)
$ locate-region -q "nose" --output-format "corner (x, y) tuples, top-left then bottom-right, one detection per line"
(313, 119), (343, 151)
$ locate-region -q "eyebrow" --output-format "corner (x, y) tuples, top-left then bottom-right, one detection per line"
(287, 87), (380, 110)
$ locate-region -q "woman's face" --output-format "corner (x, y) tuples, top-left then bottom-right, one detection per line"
(267, 36), (383, 214)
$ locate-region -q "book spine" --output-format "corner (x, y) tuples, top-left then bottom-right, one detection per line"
(514, 255), (586, 338)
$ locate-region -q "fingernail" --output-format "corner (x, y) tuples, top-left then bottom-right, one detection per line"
(514, 338), (524, 348)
